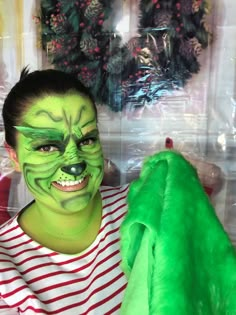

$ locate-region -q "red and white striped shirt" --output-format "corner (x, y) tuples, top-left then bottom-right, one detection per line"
(0, 185), (129, 315)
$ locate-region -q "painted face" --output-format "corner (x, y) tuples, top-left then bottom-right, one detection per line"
(14, 93), (104, 214)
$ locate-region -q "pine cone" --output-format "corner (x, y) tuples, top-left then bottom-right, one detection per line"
(50, 14), (67, 34)
(80, 36), (98, 57)
(126, 37), (141, 54)
(179, 39), (194, 60)
(154, 10), (172, 28)
(179, 37), (202, 59)
(180, 0), (193, 15)
(84, 0), (103, 20)
(189, 37), (202, 57)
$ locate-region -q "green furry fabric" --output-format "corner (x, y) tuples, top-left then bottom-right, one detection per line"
(120, 150), (236, 315)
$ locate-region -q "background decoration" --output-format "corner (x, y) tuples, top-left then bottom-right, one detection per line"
(39, 0), (212, 112)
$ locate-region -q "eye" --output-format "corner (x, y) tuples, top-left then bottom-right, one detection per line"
(37, 145), (59, 152)
(79, 137), (96, 147)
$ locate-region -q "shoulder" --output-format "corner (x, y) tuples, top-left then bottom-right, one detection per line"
(99, 184), (129, 219)
(100, 184), (129, 201)
(0, 215), (19, 238)
(0, 216), (21, 268)
(0, 216), (21, 258)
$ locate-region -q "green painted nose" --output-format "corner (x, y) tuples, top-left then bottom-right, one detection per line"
(61, 162), (86, 176)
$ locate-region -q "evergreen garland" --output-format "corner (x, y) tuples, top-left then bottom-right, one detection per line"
(39, 0), (212, 112)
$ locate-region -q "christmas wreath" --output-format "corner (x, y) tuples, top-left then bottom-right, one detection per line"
(38, 0), (212, 112)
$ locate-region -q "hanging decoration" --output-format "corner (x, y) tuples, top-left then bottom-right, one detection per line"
(38, 0), (212, 112)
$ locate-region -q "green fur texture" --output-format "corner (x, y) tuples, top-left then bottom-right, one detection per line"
(120, 150), (236, 315)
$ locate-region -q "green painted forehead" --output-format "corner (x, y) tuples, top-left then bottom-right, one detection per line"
(22, 93), (95, 118)
(15, 94), (98, 147)
(20, 93), (96, 128)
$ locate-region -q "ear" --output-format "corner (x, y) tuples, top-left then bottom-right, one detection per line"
(4, 142), (21, 172)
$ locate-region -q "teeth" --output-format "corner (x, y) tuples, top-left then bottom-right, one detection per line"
(56, 178), (85, 186)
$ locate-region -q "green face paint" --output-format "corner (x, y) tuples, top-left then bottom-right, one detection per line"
(15, 93), (104, 214)
(14, 126), (64, 141)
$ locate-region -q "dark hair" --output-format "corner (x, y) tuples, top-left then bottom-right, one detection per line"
(2, 67), (97, 149)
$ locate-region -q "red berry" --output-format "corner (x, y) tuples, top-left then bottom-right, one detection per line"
(94, 47), (100, 53)
(176, 2), (181, 9)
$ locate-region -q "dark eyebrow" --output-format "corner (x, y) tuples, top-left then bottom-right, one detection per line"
(84, 129), (99, 136)
(73, 129), (99, 142)
(81, 118), (97, 128)
(14, 126), (64, 141)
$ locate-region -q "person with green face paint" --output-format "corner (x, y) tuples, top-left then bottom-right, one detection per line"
(2, 68), (236, 315)
(0, 68), (129, 314)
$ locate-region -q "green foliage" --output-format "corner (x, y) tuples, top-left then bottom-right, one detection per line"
(41, 0), (56, 11)
(68, 10), (80, 32)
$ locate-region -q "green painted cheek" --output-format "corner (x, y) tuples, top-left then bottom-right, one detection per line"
(87, 149), (104, 183)
(82, 144), (104, 181)
(22, 159), (61, 197)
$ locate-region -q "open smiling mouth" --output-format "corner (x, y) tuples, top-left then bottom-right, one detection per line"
(52, 176), (89, 192)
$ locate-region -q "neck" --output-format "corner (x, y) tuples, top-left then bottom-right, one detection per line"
(19, 191), (102, 243)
